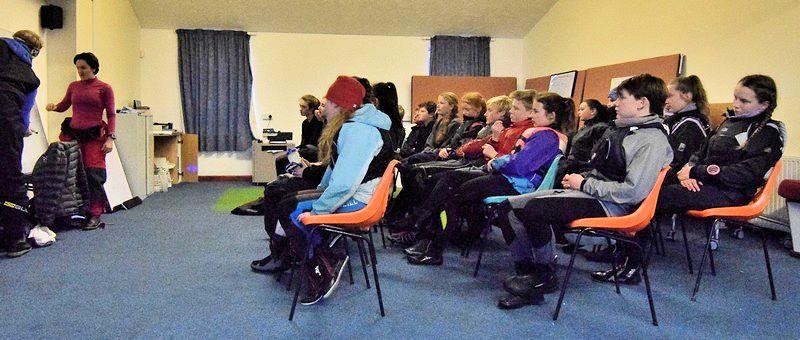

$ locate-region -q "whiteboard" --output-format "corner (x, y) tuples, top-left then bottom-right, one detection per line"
(103, 142), (135, 209)
(548, 71), (578, 98)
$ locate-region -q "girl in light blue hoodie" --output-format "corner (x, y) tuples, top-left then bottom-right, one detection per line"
(286, 76), (395, 305)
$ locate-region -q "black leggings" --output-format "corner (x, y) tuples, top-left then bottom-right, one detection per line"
(513, 193), (608, 248)
(0, 123), (29, 243)
(656, 183), (748, 214)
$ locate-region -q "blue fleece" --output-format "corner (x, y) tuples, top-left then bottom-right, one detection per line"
(491, 129), (560, 194)
(311, 104), (391, 214)
(2, 38), (36, 129)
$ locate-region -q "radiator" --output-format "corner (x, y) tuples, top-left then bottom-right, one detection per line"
(753, 156), (800, 232)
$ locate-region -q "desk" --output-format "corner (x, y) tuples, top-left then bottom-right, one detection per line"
(154, 131), (199, 184)
(252, 140), (295, 183)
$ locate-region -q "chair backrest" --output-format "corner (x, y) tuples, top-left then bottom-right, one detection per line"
(569, 166), (670, 234)
(535, 154), (563, 192)
(300, 159), (400, 231)
(746, 160), (783, 213)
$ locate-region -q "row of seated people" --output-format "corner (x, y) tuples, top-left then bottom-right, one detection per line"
(249, 73), (785, 310)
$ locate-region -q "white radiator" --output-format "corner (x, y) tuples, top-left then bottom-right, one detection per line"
(754, 156), (800, 232)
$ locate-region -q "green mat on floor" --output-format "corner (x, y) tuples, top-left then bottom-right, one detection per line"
(213, 187), (263, 212)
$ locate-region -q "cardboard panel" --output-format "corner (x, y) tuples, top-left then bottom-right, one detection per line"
(411, 76), (517, 108)
(583, 54), (682, 104)
(708, 103), (731, 131)
(525, 76), (550, 92)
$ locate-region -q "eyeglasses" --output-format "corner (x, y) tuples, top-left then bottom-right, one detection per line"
(30, 47), (40, 58)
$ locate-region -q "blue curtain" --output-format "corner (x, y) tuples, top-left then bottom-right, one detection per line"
(429, 35), (490, 76)
(177, 29), (252, 152)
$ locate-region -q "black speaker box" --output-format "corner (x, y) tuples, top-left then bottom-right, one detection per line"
(40, 5), (63, 30)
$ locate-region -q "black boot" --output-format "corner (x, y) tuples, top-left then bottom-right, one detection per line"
(504, 263), (559, 296)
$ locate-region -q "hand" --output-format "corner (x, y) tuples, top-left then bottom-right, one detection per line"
(562, 173), (585, 190)
(102, 138), (114, 153)
(491, 121), (504, 140)
(680, 178), (703, 192)
(486, 160), (494, 172)
(298, 212), (312, 223)
(46, 103), (56, 111)
(300, 158), (310, 167)
(290, 162), (307, 177)
(482, 144), (498, 159)
(438, 148), (450, 159)
(677, 165), (692, 181)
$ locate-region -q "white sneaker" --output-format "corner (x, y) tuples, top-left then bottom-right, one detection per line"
(28, 225), (56, 247)
(39, 226), (57, 238)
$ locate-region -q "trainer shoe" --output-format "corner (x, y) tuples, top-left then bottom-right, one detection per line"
(6, 240), (32, 258)
(403, 239), (432, 257)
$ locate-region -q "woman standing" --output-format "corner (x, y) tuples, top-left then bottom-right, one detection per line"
(0, 30), (43, 258)
(47, 52), (115, 230)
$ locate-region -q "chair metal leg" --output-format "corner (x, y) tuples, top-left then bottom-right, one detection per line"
(367, 231), (375, 265)
(342, 237), (354, 285)
(553, 230), (585, 321)
(608, 237), (620, 294)
(761, 228), (777, 300)
(655, 220), (666, 256)
(367, 233), (386, 317)
(691, 220), (717, 301)
(473, 225), (490, 278)
(705, 221), (717, 277)
(285, 265), (296, 291)
(356, 239), (371, 289)
(379, 221), (387, 249)
(679, 216), (694, 274)
(641, 235), (659, 326)
(288, 247), (309, 321)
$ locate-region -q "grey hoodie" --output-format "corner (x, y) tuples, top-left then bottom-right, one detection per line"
(581, 115), (674, 215)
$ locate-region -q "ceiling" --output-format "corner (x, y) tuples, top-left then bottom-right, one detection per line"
(129, 0), (558, 38)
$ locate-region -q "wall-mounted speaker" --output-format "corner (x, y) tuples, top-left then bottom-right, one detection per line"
(40, 5), (63, 30)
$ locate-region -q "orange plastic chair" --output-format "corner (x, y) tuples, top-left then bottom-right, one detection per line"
(288, 159), (400, 320)
(683, 160), (782, 301)
(553, 167), (670, 326)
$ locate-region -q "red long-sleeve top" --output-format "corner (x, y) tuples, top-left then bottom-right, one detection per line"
(53, 77), (116, 134)
(457, 119), (535, 160)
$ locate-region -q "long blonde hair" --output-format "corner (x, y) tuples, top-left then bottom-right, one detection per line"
(317, 106), (357, 166)
(434, 92), (459, 144)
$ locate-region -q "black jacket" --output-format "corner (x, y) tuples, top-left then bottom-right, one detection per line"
(664, 109), (710, 178)
(444, 116), (485, 150)
(689, 112), (785, 198)
(300, 117), (324, 148)
(399, 120), (434, 158)
(0, 39), (40, 133)
(424, 118), (460, 151)
(32, 142), (90, 226)
(556, 120), (609, 184)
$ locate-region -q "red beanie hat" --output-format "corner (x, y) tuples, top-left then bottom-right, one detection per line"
(325, 76), (365, 110)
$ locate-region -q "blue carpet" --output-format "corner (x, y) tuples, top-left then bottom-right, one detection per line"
(2, 182), (799, 338)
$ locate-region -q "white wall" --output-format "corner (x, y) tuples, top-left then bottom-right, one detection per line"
(140, 29), (524, 176)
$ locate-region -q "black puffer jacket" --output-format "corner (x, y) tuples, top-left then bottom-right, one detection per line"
(32, 141), (90, 226)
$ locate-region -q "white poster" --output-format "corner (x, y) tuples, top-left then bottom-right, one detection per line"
(548, 71), (578, 98)
(103, 142), (135, 209)
(610, 76), (634, 92)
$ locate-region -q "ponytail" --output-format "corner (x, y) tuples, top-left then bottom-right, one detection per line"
(535, 92), (576, 135)
(671, 75), (710, 116)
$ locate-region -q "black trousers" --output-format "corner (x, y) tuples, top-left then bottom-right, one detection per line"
(261, 176), (318, 256)
(389, 151), (445, 221)
(656, 183), (748, 214)
(278, 191), (323, 261)
(424, 173), (519, 249)
(0, 100), (30, 243)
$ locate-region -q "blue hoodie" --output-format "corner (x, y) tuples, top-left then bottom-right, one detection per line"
(1, 37), (37, 129)
(311, 104), (391, 214)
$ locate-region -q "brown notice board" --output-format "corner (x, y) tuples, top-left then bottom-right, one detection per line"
(708, 103), (731, 131)
(582, 54), (682, 103)
(525, 76), (550, 92)
(411, 76), (517, 109)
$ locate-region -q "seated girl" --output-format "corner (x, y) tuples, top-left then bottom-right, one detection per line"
(403, 91), (574, 266)
(555, 99), (612, 184)
(399, 101), (436, 158)
(497, 74), (673, 309)
(663, 75), (711, 182)
(279, 76), (394, 305)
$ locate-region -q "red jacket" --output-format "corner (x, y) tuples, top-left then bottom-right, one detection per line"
(457, 119), (535, 160)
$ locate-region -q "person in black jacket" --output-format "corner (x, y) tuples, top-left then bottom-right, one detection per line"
(555, 99), (612, 185)
(399, 101), (436, 158)
(663, 75), (711, 182)
(275, 95), (323, 175)
(374, 82), (405, 151)
(0, 30), (42, 258)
